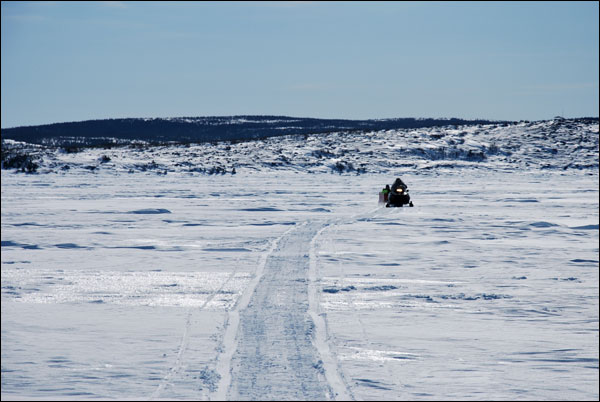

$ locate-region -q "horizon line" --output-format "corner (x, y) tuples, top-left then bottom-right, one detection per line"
(4, 114), (598, 130)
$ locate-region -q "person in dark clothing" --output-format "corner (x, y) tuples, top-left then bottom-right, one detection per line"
(391, 178), (407, 193)
(381, 185), (391, 202)
(387, 177), (412, 207)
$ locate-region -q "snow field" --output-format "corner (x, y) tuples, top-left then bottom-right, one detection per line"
(1, 169), (598, 400)
(313, 173), (599, 400)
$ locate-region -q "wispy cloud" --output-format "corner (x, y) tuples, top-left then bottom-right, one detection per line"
(3, 13), (47, 22)
(522, 82), (599, 92)
(285, 83), (332, 91)
(245, 1), (316, 8)
(99, 1), (128, 9)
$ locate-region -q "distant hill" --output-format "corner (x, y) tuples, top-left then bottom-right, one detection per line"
(1, 115), (513, 147)
(2, 117), (597, 174)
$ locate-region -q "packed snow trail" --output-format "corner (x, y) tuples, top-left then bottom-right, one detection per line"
(227, 221), (334, 401)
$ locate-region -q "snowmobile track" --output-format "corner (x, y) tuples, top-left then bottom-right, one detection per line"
(227, 221), (334, 401)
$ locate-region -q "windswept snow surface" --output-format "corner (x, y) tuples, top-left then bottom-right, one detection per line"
(2, 120), (599, 400)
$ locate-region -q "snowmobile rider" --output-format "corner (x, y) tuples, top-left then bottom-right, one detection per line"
(381, 185), (391, 202)
(391, 177), (407, 193)
(386, 177), (413, 207)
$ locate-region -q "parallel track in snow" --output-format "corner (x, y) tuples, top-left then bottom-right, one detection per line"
(150, 264), (241, 400)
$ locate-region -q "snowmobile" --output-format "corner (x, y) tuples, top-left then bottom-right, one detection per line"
(386, 178), (414, 208)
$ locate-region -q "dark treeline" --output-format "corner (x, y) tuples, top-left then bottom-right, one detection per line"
(2, 115), (514, 147)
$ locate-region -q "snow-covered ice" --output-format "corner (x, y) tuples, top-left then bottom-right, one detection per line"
(1, 121), (599, 400)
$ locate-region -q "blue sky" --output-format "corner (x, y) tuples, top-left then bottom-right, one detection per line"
(1, 1), (598, 128)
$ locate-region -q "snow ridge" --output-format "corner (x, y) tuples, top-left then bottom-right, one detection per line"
(309, 223), (353, 401)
